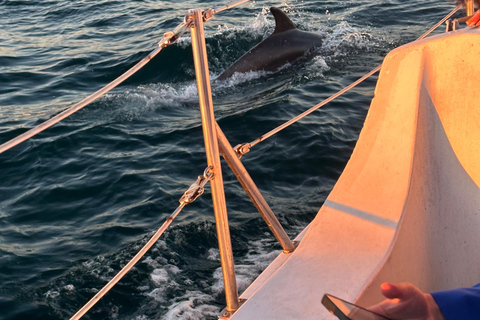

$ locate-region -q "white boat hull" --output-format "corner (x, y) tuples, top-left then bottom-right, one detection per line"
(230, 27), (480, 319)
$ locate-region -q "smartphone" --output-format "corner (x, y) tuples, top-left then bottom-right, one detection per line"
(322, 294), (392, 320)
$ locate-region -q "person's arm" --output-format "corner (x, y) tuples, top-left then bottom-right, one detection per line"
(430, 283), (480, 320)
(368, 282), (445, 320)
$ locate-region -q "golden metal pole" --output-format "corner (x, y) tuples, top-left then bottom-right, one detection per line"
(466, 0), (475, 16)
(216, 123), (296, 253)
(189, 9), (240, 314)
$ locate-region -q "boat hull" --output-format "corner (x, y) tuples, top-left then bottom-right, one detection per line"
(230, 27), (480, 319)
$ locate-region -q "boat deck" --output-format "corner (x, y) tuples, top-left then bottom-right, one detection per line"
(231, 27), (480, 319)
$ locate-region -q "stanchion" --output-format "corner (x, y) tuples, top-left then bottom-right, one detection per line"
(189, 9), (240, 315)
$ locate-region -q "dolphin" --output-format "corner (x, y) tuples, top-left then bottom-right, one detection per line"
(217, 7), (324, 80)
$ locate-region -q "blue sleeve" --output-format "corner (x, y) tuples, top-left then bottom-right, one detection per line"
(431, 283), (480, 320)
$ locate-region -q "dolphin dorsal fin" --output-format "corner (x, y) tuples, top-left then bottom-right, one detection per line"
(271, 7), (296, 33)
(270, 7), (296, 33)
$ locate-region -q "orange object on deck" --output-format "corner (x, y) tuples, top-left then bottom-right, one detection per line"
(467, 9), (480, 26)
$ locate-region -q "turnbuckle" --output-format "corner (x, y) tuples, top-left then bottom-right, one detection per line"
(233, 143), (251, 159)
(179, 166), (214, 204)
(184, 8), (215, 30)
(159, 22), (189, 48)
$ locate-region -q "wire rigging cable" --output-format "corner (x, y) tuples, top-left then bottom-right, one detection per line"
(69, 6), (463, 319)
(0, 0), (254, 155)
(0, 2), (458, 156)
(69, 166), (213, 320)
(0, 26), (181, 155)
(236, 4), (462, 155)
(0, 2), (464, 318)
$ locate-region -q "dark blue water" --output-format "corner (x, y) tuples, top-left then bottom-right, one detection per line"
(0, 0), (461, 319)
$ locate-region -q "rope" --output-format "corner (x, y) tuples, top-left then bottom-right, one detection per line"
(214, 0), (252, 14)
(0, 22), (188, 155)
(238, 5), (462, 153)
(69, 4), (254, 317)
(418, 5), (462, 39)
(69, 166), (213, 320)
(0, 0), (251, 155)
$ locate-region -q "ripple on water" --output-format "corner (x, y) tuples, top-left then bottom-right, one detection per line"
(0, 0), (458, 319)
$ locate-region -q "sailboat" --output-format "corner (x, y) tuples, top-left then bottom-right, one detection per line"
(1, 1), (479, 319)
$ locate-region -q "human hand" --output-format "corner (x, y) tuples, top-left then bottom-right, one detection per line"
(368, 282), (445, 320)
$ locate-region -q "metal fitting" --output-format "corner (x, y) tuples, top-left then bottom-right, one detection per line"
(203, 9), (215, 22)
(233, 143), (251, 159)
(179, 165), (214, 204)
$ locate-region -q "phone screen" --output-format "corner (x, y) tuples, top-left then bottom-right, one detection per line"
(322, 294), (392, 320)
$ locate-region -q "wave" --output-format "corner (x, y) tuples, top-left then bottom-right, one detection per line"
(0, 2), (399, 320)
(32, 219), (296, 320)
(65, 10), (383, 126)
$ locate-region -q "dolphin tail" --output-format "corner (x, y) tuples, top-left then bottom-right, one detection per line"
(271, 7), (297, 33)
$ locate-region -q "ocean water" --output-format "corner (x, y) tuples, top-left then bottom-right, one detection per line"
(0, 0), (462, 319)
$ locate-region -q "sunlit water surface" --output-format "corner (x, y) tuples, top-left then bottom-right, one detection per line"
(0, 0), (460, 319)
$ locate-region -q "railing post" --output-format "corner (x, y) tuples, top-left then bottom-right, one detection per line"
(189, 9), (240, 315)
(216, 124), (296, 253)
(466, 0), (475, 16)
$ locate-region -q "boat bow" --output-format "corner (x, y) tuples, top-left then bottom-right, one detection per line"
(230, 27), (480, 319)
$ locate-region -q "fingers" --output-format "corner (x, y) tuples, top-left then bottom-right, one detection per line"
(370, 283), (431, 320)
(380, 282), (419, 300)
(380, 282), (400, 299)
(367, 283), (409, 318)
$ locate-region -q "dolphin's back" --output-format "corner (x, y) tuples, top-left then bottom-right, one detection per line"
(217, 7), (323, 80)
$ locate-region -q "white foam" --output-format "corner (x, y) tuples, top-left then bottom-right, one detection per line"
(140, 236), (283, 318)
(81, 256), (115, 282)
(138, 285), (150, 292)
(150, 264), (181, 286)
(112, 81), (199, 109)
(155, 239), (168, 251)
(151, 268), (169, 286)
(206, 248), (219, 261)
(45, 290), (60, 299)
(322, 21), (375, 55)
(163, 291), (220, 320)
(75, 81), (201, 124)
(63, 284), (75, 291)
(308, 55), (331, 79)
(45, 284), (76, 299)
(213, 69), (270, 87)
(143, 256), (168, 269)
(147, 280), (180, 304)
(99, 69), (268, 114)
(211, 238), (282, 295)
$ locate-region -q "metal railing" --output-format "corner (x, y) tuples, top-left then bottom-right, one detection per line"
(181, 3), (465, 315)
(69, 167), (214, 320)
(190, 8), (241, 313)
(466, 0), (476, 16)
